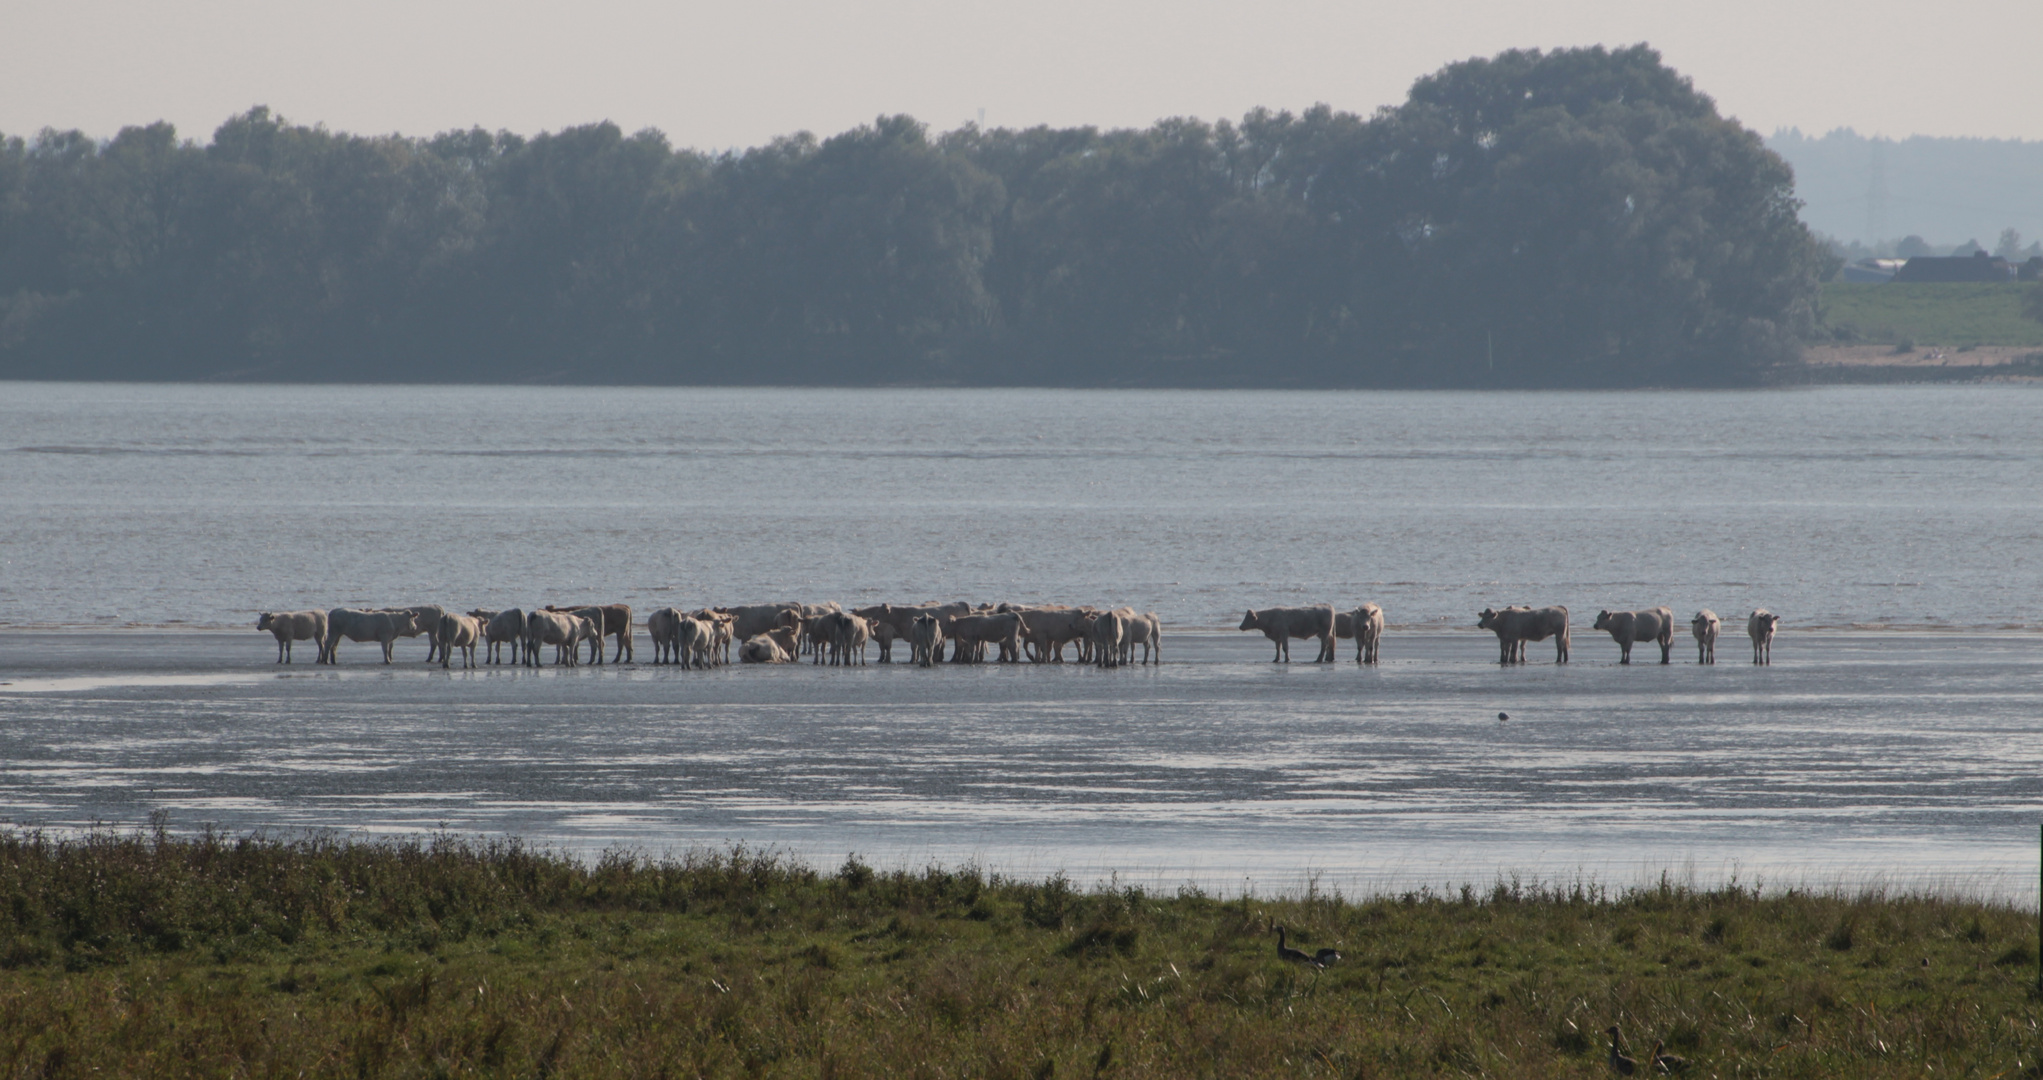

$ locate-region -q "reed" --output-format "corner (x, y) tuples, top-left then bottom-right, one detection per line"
(1, 823), (2036, 1077)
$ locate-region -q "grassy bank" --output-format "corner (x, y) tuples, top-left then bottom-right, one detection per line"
(1, 826), (2037, 1078)
(1818, 282), (2043, 348)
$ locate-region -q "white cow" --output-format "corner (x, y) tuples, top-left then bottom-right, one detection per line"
(739, 627), (798, 664)
(323, 609), (421, 664)
(1121, 610), (1161, 665)
(857, 602), (972, 662)
(389, 605), (446, 663)
(646, 607), (684, 665)
(257, 610), (327, 664)
(469, 608), (527, 665)
(1346, 603), (1384, 664)
(523, 609), (584, 667)
(437, 612), (484, 669)
(948, 612), (1025, 663)
(910, 613), (945, 667)
(544, 605), (609, 665)
(1593, 607), (1676, 665)
(1691, 610), (1720, 665)
(677, 616), (718, 669)
(1477, 605), (1569, 664)
(714, 604), (806, 645)
(1015, 606), (1097, 663)
(692, 610), (736, 665)
(824, 611), (870, 666)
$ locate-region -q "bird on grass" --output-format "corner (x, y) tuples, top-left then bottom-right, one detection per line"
(1606, 1027), (1637, 1075)
(1649, 1041), (1689, 1073)
(1274, 925), (1314, 964)
(1312, 947), (1341, 967)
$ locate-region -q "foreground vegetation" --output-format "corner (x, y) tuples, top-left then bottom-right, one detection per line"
(1818, 282), (2043, 348)
(1, 826), (2036, 1078)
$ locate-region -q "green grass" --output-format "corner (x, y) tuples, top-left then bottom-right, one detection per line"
(1, 825), (2037, 1077)
(1818, 282), (2043, 347)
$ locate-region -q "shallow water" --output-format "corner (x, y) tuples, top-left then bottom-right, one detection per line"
(1, 630), (2036, 899)
(1, 382), (2038, 896)
(2, 382), (2041, 631)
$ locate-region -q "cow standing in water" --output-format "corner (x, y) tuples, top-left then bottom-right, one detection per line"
(257, 611), (327, 663)
(1343, 603), (1385, 664)
(323, 609), (421, 664)
(1747, 609), (1780, 664)
(1476, 605), (1569, 664)
(1593, 607), (1676, 665)
(1239, 605), (1336, 662)
(1690, 610), (1720, 664)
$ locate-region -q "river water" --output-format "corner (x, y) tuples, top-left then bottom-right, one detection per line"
(0, 383), (2038, 896)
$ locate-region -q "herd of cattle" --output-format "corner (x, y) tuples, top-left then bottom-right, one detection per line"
(254, 600), (1782, 668)
(1476, 605), (1781, 665)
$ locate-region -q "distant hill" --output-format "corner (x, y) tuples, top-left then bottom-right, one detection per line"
(1768, 129), (2043, 249)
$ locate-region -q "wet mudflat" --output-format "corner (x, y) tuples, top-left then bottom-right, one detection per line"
(2, 629), (2036, 898)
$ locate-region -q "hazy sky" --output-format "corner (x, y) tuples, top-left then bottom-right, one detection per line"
(7, 0), (2039, 148)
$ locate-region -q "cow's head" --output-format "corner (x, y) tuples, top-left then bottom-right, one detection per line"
(257, 613), (274, 630)
(1592, 610), (1614, 629)
(1476, 607), (1498, 629)
(1238, 610), (1258, 631)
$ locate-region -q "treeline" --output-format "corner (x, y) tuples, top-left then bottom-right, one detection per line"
(1766, 128), (2043, 255)
(0, 46), (1827, 388)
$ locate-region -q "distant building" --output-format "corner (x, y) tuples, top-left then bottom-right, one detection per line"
(1842, 258), (1905, 283)
(1890, 251), (2016, 283)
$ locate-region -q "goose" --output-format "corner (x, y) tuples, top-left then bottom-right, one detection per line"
(1606, 1027), (1636, 1075)
(1274, 925), (1314, 964)
(1649, 1041), (1688, 1073)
